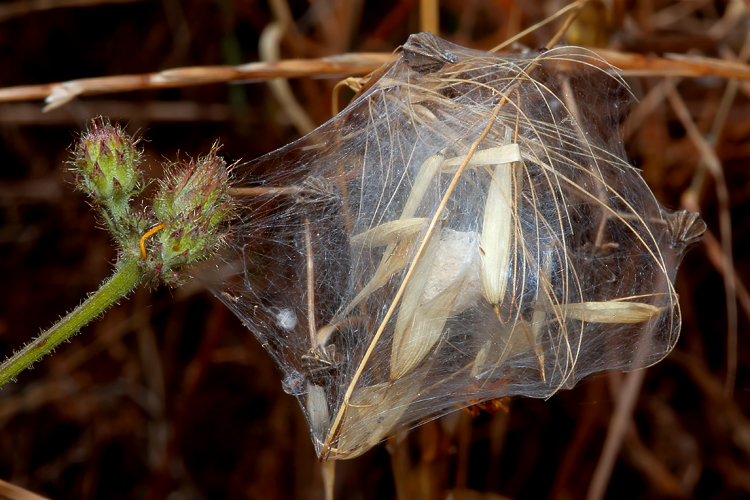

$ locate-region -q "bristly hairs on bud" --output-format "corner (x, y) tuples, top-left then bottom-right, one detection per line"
(0, 120), (236, 387)
(144, 142), (235, 287)
(69, 117), (150, 250)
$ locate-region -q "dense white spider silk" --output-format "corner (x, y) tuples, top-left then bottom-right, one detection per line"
(212, 33), (705, 461)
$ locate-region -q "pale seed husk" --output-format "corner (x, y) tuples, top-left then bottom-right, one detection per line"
(350, 218), (427, 248)
(549, 301), (663, 323)
(479, 136), (518, 305)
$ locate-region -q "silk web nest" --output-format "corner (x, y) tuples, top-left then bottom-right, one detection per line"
(213, 33), (705, 461)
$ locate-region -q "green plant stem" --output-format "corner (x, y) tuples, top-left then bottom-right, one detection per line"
(0, 258), (142, 387)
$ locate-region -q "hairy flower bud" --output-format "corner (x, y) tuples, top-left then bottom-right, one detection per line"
(72, 118), (142, 220)
(147, 145), (233, 286)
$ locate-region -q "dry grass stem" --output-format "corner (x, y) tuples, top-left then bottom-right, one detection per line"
(0, 479), (51, 500)
(664, 80), (737, 395)
(260, 22), (317, 135)
(0, 53), (391, 110)
(0, 0), (148, 22)
(3, 50), (750, 113)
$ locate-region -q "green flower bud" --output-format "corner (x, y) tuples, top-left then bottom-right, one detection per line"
(72, 118), (142, 220)
(146, 145), (233, 286)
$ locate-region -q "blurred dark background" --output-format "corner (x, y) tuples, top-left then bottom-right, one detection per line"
(0, 1), (748, 499)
